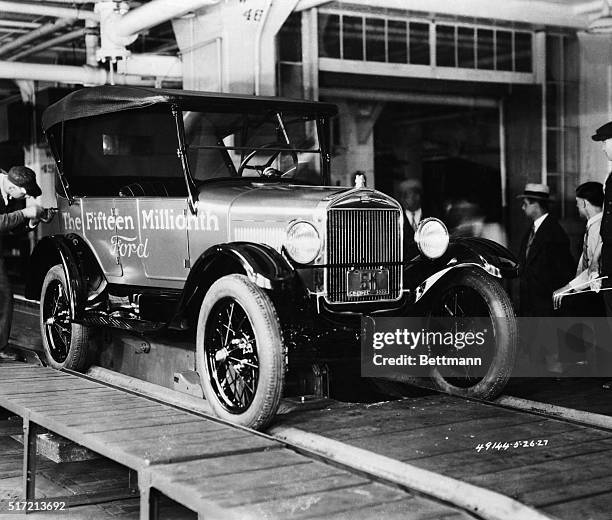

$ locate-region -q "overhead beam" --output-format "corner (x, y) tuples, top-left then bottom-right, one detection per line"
(112, 0), (220, 39)
(0, 18), (75, 58)
(0, 60), (156, 86)
(0, 1), (96, 22)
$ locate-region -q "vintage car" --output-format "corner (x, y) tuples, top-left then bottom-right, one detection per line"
(28, 85), (518, 430)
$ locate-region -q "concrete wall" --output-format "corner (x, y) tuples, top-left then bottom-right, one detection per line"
(579, 33), (612, 184)
(172, 0), (297, 94)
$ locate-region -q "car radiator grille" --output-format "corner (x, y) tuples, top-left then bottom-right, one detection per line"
(326, 208), (402, 303)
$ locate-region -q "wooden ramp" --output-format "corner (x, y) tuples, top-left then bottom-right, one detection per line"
(0, 364), (474, 520)
(275, 394), (612, 520)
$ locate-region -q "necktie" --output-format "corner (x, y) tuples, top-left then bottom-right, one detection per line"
(526, 224), (535, 259)
(409, 212), (418, 231)
(580, 225), (589, 272)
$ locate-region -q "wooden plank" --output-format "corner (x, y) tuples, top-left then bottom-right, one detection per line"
(321, 497), (474, 520)
(0, 380), (103, 395)
(26, 399), (160, 415)
(542, 489), (612, 520)
(40, 403), (171, 421)
(149, 449), (311, 483)
(115, 425), (256, 451)
(89, 418), (229, 443)
(209, 473), (371, 508)
(118, 432), (279, 465)
(45, 412), (199, 435)
(523, 473), (612, 507)
(225, 482), (407, 519)
(4, 387), (119, 403)
(467, 448), (612, 501)
(415, 429), (612, 477)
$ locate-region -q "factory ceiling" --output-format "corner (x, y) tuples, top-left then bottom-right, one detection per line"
(0, 0), (605, 106)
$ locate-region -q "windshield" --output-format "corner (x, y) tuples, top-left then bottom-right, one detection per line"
(182, 109), (325, 185)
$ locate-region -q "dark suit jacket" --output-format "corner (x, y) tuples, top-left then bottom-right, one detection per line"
(600, 173), (612, 285)
(0, 195), (27, 253)
(518, 215), (575, 316)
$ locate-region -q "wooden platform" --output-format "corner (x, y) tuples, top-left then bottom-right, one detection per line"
(0, 363), (474, 519)
(275, 394), (612, 520)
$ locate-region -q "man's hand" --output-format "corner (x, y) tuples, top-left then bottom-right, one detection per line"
(553, 284), (571, 310)
(21, 204), (44, 220)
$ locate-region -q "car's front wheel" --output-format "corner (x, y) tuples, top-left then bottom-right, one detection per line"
(196, 274), (285, 430)
(427, 268), (517, 399)
(40, 265), (91, 371)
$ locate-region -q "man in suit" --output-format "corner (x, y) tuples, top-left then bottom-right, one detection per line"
(1, 166), (44, 361)
(518, 183), (575, 372)
(592, 122), (612, 317)
(398, 178), (423, 233)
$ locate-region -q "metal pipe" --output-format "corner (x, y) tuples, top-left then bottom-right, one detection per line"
(0, 60), (155, 86)
(0, 1), (96, 21)
(113, 0), (219, 39)
(85, 19), (98, 66)
(8, 27), (87, 61)
(0, 18), (75, 58)
(319, 87), (498, 108)
(0, 20), (41, 29)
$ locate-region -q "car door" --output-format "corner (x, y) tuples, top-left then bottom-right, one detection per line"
(130, 196), (190, 288)
(78, 197), (123, 279)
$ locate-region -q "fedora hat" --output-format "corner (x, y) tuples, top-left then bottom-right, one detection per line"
(516, 183), (550, 201)
(592, 121), (612, 142)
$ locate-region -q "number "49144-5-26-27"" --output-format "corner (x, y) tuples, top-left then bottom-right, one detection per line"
(475, 439), (549, 452)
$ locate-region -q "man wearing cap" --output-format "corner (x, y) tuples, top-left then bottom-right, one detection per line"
(592, 122), (612, 318)
(0, 166), (44, 361)
(553, 182), (604, 311)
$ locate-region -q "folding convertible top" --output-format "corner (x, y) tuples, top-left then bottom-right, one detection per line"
(42, 85), (338, 132)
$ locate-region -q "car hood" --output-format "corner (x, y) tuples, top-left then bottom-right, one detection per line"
(197, 181), (401, 250)
(199, 182), (352, 221)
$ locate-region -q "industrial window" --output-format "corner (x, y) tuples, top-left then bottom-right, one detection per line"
(277, 12), (304, 99)
(318, 13), (430, 65)
(545, 33), (579, 218)
(318, 12), (532, 74)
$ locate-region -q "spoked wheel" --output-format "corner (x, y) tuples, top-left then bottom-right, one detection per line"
(196, 274), (284, 430)
(427, 268), (517, 399)
(40, 265), (90, 370)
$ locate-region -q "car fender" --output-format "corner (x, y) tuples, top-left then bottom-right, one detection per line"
(178, 242), (296, 320)
(25, 234), (92, 319)
(407, 238), (518, 304)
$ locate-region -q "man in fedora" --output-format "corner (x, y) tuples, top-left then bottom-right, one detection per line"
(0, 166), (44, 361)
(518, 183), (574, 372)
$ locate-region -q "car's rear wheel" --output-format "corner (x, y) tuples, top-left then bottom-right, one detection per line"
(40, 265), (91, 371)
(426, 268), (517, 399)
(196, 274), (285, 430)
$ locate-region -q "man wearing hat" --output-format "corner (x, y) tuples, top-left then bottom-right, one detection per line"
(592, 122), (612, 318)
(553, 182), (604, 311)
(0, 166), (44, 361)
(518, 183), (574, 370)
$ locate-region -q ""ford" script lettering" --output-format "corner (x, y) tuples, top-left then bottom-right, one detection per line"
(111, 235), (150, 258)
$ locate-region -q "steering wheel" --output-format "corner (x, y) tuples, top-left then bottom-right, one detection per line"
(237, 142), (298, 178)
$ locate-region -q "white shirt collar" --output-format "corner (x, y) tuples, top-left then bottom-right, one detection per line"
(0, 174), (8, 206)
(406, 208), (422, 220)
(587, 211), (603, 228)
(533, 213), (548, 232)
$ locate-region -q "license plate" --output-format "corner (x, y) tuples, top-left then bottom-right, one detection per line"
(347, 269), (389, 297)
